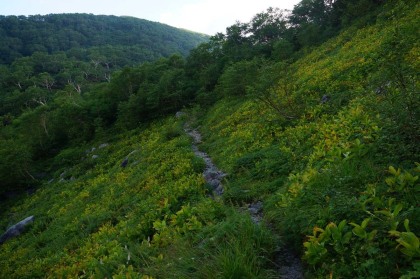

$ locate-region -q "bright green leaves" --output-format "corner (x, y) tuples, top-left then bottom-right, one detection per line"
(328, 220), (353, 255)
(349, 218), (377, 241)
(307, 102), (380, 167)
(303, 240), (328, 265)
(153, 219), (167, 232)
(394, 232), (419, 258)
(388, 165), (401, 176)
(0, 116), (212, 277)
(378, 165), (420, 210)
(374, 199), (403, 231)
(152, 204), (205, 247)
(303, 220), (352, 265)
(386, 166), (419, 194)
(304, 164), (419, 277)
(389, 230), (420, 258)
(389, 219), (420, 259)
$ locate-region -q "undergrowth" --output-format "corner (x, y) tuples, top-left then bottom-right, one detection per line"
(0, 1), (418, 278)
(198, 3), (419, 277)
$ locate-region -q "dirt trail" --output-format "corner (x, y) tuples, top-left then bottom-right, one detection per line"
(184, 119), (304, 279)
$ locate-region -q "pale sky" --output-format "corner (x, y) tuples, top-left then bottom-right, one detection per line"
(0, 0), (301, 35)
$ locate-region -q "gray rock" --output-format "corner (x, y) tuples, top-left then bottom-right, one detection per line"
(248, 201), (263, 224)
(208, 179), (220, 188)
(127, 150), (139, 157)
(121, 158), (128, 168)
(214, 185), (224, 196)
(98, 143), (109, 149)
(91, 147), (96, 152)
(175, 111), (186, 118)
(92, 155), (99, 159)
(0, 216), (35, 244)
(375, 81), (391, 95)
(184, 125), (226, 196)
(248, 201), (263, 215)
(204, 171), (218, 180)
(183, 116), (302, 279)
(321, 95), (330, 104)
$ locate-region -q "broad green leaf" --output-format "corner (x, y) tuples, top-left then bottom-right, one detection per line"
(393, 203), (403, 217)
(361, 218), (371, 228)
(385, 177), (395, 186)
(350, 224), (367, 239)
(375, 210), (392, 217)
(404, 219), (411, 232)
(389, 166), (400, 176)
(338, 220), (347, 231)
(398, 232), (419, 249)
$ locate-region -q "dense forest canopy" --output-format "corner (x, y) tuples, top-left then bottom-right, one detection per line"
(0, 13), (208, 191)
(0, 13), (209, 65)
(0, 0), (419, 277)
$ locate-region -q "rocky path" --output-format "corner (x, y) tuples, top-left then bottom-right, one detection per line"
(183, 118), (303, 279)
(184, 124), (226, 196)
(241, 201), (303, 278)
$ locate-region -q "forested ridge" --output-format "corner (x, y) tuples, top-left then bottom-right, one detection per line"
(0, 0), (419, 278)
(0, 13), (208, 64)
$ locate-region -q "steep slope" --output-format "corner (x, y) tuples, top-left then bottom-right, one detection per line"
(0, 116), (277, 278)
(0, 13), (209, 65)
(0, 1), (418, 278)
(198, 1), (419, 277)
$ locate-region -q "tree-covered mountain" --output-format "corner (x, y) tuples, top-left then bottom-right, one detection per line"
(0, 13), (209, 65)
(0, 0), (418, 278)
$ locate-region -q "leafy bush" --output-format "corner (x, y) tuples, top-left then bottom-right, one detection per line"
(303, 164), (419, 278)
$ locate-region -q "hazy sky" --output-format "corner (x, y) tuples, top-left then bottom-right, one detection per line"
(1, 0), (301, 35)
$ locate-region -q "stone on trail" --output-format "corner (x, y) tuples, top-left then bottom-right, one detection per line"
(0, 216), (35, 244)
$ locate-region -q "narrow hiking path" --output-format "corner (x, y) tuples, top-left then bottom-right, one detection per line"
(183, 117), (304, 279)
(184, 123), (225, 196)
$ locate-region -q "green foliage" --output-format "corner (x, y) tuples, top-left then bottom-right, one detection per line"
(216, 59), (260, 97)
(0, 118), (196, 277)
(367, 3), (420, 161)
(0, 138), (34, 192)
(193, 211), (275, 279)
(0, 0), (418, 278)
(389, 220), (420, 258)
(0, 116), (280, 278)
(302, 165), (419, 277)
(0, 14), (208, 65)
(196, 2), (418, 277)
(303, 220), (351, 264)
(289, 0), (384, 49)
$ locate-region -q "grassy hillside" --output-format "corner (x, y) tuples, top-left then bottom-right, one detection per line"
(198, 1), (419, 277)
(0, 1), (418, 278)
(0, 117), (276, 278)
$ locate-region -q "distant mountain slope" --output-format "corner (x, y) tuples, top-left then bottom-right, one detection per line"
(0, 13), (209, 64)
